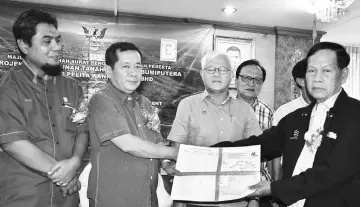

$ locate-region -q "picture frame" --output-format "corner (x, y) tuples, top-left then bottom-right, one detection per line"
(213, 35), (256, 88)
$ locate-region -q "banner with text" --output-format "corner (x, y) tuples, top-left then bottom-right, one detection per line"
(0, 6), (213, 137)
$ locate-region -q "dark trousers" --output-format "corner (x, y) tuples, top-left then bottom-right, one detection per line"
(89, 198), (95, 207)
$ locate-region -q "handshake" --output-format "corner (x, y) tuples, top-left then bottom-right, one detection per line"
(47, 156), (82, 198)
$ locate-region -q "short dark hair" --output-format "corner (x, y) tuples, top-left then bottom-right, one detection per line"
(306, 42), (350, 70)
(13, 9), (58, 58)
(292, 59), (307, 89)
(226, 46), (241, 53)
(105, 42), (143, 69)
(236, 59), (266, 81)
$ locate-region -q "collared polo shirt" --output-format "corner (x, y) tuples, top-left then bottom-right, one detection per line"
(0, 62), (87, 207)
(168, 90), (262, 207)
(87, 82), (162, 207)
(168, 90), (262, 146)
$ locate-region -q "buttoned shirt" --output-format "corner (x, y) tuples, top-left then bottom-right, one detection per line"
(168, 90), (261, 206)
(87, 82), (162, 207)
(273, 96), (309, 126)
(0, 62), (87, 207)
(251, 99), (274, 131)
(248, 98), (275, 175)
(168, 90), (262, 206)
(168, 90), (262, 146)
(291, 89), (341, 207)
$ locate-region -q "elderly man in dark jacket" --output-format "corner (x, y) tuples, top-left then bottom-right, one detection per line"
(213, 42), (359, 207)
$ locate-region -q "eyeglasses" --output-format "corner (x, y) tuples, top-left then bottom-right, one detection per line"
(203, 66), (231, 74)
(238, 75), (263, 85)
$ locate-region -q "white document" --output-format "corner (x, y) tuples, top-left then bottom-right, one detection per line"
(171, 144), (261, 202)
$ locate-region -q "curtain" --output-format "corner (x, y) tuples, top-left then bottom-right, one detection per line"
(343, 45), (360, 100)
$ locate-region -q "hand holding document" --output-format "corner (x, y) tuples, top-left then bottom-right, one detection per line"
(171, 144), (261, 202)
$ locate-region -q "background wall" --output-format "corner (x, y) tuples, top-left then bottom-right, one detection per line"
(274, 35), (314, 109)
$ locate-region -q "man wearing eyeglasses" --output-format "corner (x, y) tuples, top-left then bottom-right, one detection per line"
(235, 60), (276, 207)
(235, 59), (274, 131)
(167, 51), (262, 207)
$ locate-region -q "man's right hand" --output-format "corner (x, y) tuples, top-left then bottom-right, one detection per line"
(162, 160), (180, 176)
(60, 177), (81, 197)
(48, 156), (81, 186)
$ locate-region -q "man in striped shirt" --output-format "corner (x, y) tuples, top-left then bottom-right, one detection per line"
(235, 59), (274, 131)
(235, 59), (275, 207)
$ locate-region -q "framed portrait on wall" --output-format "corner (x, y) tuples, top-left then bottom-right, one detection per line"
(213, 35), (256, 88)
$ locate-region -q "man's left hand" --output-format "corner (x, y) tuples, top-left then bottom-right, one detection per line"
(247, 181), (272, 197)
(48, 157), (80, 186)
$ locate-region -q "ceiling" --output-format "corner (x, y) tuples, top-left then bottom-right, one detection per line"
(10, 0), (361, 45)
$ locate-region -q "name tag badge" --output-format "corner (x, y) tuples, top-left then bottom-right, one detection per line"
(327, 132), (337, 139)
(61, 97), (76, 113)
(62, 97), (71, 106)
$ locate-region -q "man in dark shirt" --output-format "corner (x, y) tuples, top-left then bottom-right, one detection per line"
(213, 42), (359, 207)
(0, 9), (89, 207)
(87, 42), (178, 207)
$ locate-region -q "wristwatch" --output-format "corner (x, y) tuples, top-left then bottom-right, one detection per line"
(248, 196), (260, 202)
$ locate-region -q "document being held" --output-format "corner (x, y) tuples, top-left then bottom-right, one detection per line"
(171, 144), (260, 202)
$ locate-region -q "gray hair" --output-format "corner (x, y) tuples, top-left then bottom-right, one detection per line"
(200, 51), (232, 70)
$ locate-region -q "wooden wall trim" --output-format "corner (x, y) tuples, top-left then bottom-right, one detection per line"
(275, 26), (327, 41)
(2, 0), (326, 39)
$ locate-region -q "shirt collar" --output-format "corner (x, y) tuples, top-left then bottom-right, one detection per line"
(22, 60), (55, 84)
(251, 98), (259, 108)
(200, 90), (209, 101)
(107, 81), (141, 105)
(235, 94), (258, 107)
(299, 95), (308, 106)
(200, 90), (233, 105)
(315, 89), (342, 111)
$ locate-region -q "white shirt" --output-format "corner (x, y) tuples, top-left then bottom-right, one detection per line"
(290, 89), (342, 207)
(272, 96), (309, 165)
(273, 96), (309, 126)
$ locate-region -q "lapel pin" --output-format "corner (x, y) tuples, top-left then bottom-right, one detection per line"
(202, 108), (207, 114)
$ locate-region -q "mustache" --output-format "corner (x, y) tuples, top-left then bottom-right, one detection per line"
(41, 64), (63, 77)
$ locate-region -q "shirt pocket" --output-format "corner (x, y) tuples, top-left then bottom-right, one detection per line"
(61, 107), (77, 133)
(23, 100), (39, 134)
(65, 119), (77, 133)
(23, 100), (34, 121)
(317, 130), (339, 159)
(323, 132), (338, 147)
